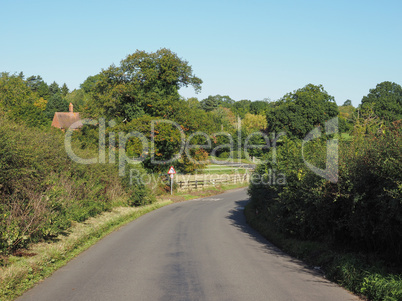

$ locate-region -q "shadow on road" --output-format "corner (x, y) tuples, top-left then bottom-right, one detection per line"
(226, 198), (331, 283)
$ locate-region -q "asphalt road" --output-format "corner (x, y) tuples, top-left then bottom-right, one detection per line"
(18, 188), (359, 301)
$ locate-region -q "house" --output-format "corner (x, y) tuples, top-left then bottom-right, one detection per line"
(51, 103), (83, 130)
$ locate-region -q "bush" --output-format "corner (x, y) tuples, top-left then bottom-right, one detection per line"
(0, 115), (154, 254)
(248, 121), (402, 263)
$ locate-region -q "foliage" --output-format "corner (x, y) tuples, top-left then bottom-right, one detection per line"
(0, 73), (49, 127)
(209, 107), (237, 131)
(232, 99), (252, 118)
(26, 75), (50, 100)
(44, 93), (69, 119)
(64, 89), (87, 111)
(249, 99), (272, 115)
(361, 81), (402, 123)
(61, 83), (69, 96)
(248, 120), (402, 263)
(0, 115), (154, 254)
(200, 94), (235, 112)
(177, 148), (209, 174)
(114, 115), (209, 174)
(171, 98), (217, 134)
(242, 113), (267, 132)
(83, 48), (202, 121)
(352, 103), (384, 136)
(266, 84), (339, 138)
(360, 274), (402, 301)
(48, 81), (61, 96)
(338, 104), (356, 133)
(342, 99), (352, 106)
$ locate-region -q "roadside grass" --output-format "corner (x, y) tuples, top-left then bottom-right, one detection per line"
(244, 201), (402, 301)
(0, 200), (172, 301)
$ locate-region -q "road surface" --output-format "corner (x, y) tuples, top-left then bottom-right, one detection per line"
(18, 188), (359, 301)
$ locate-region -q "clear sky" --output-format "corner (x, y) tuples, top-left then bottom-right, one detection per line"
(1, 0), (401, 107)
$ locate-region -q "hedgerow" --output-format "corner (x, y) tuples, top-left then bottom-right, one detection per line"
(0, 115), (154, 254)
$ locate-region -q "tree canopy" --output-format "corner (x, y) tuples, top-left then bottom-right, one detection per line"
(266, 84), (339, 138)
(361, 81), (402, 122)
(84, 48), (202, 121)
(0, 73), (49, 126)
(200, 95), (235, 112)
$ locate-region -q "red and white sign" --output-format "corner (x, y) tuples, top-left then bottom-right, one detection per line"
(167, 166), (176, 175)
(170, 174), (174, 179)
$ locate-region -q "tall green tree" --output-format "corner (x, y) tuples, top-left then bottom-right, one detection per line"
(266, 84), (339, 138)
(26, 75), (50, 100)
(61, 83), (69, 96)
(361, 81), (402, 122)
(49, 81), (61, 96)
(232, 99), (252, 118)
(65, 89), (86, 111)
(200, 95), (235, 111)
(249, 99), (272, 115)
(80, 74), (101, 93)
(84, 48), (202, 121)
(45, 94), (69, 119)
(342, 99), (352, 106)
(0, 73), (48, 126)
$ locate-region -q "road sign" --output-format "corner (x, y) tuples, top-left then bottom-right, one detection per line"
(168, 166), (176, 174)
(168, 166), (176, 195)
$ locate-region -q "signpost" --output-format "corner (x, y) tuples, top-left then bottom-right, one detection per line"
(167, 166), (176, 195)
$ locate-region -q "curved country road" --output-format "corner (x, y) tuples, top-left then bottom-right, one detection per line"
(18, 188), (359, 301)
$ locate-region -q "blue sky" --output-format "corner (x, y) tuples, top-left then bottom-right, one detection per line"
(1, 0), (401, 107)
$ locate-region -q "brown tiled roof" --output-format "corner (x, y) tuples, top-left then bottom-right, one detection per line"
(51, 112), (83, 130)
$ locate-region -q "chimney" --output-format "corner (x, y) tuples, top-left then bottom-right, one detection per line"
(69, 103), (73, 113)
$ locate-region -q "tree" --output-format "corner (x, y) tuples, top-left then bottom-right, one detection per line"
(242, 113), (268, 132)
(342, 99), (352, 106)
(361, 81), (402, 122)
(200, 95), (220, 112)
(200, 95), (234, 112)
(61, 83), (69, 96)
(266, 84), (339, 138)
(170, 98), (216, 134)
(232, 99), (251, 118)
(0, 73), (48, 126)
(26, 75), (50, 100)
(249, 99), (272, 115)
(209, 107), (237, 131)
(45, 93), (69, 119)
(338, 103), (356, 133)
(84, 48), (202, 121)
(80, 74), (101, 93)
(49, 81), (61, 96)
(65, 89), (87, 111)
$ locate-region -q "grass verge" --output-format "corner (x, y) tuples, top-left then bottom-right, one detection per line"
(0, 200), (172, 301)
(244, 201), (402, 301)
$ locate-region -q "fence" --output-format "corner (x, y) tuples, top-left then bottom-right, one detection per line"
(174, 172), (250, 191)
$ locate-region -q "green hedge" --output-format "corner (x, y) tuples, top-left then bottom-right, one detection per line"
(0, 115), (154, 254)
(249, 122), (402, 262)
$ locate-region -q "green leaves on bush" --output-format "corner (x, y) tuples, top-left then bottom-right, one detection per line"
(0, 115), (154, 254)
(249, 121), (402, 262)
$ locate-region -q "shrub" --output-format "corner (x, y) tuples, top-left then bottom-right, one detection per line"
(248, 121), (402, 263)
(0, 115), (153, 254)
